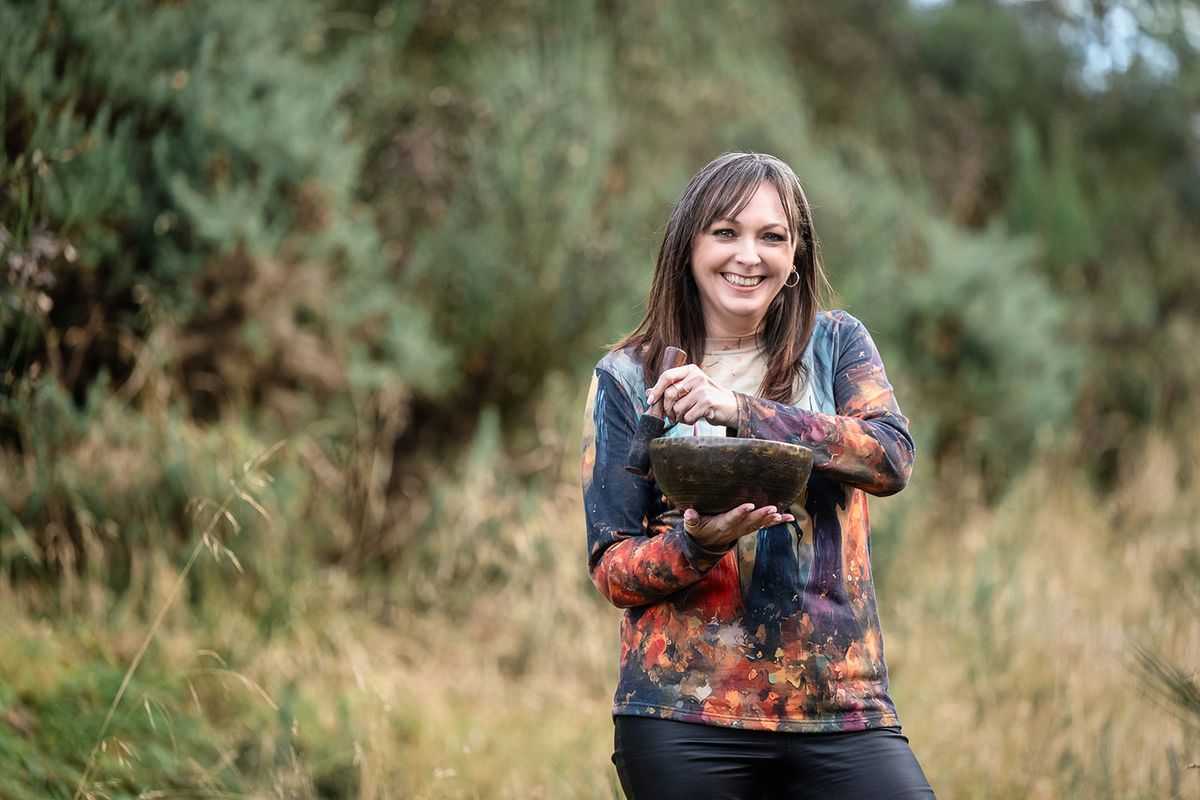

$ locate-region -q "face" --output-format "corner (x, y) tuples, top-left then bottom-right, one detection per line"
(689, 181), (796, 338)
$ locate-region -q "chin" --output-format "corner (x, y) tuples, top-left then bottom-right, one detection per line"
(722, 300), (772, 318)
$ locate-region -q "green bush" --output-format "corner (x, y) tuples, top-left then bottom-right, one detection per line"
(1, 0), (449, 575)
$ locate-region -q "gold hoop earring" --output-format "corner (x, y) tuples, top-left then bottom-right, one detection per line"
(784, 269), (800, 288)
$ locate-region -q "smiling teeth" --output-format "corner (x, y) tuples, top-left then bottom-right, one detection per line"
(723, 274), (764, 287)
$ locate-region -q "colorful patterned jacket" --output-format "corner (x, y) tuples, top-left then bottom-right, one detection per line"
(581, 310), (915, 732)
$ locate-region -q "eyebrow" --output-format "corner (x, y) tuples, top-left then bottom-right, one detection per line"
(713, 215), (789, 230)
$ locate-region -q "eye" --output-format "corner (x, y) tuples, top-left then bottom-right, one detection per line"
(712, 228), (736, 239)
(763, 231), (787, 243)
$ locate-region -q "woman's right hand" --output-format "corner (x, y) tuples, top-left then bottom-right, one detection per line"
(682, 504), (794, 550)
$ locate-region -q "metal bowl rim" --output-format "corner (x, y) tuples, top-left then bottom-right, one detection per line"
(650, 436), (812, 457)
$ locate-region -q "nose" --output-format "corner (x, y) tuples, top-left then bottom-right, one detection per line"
(734, 236), (761, 267)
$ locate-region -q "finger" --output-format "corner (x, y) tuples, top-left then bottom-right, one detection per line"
(655, 384), (677, 423)
(746, 507), (784, 527)
(764, 509), (793, 526)
(669, 385), (688, 410)
(647, 366), (691, 403)
(746, 505), (778, 522)
(664, 396), (680, 425)
(674, 393), (705, 424)
(670, 364), (703, 383)
(691, 390), (721, 424)
(645, 378), (667, 405)
(713, 503), (755, 527)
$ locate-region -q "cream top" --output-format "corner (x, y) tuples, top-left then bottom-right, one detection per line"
(699, 336), (816, 417)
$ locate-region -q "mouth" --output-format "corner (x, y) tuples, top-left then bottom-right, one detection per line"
(722, 273), (765, 288)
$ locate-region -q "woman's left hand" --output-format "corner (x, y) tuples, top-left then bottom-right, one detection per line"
(647, 365), (738, 427)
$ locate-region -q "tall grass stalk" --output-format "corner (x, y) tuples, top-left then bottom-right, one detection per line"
(71, 441), (284, 800)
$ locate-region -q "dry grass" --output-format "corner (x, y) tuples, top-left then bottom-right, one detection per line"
(2, 398), (1198, 798)
(344, 421), (1200, 798)
(226, 423), (1198, 798)
(887, 432), (1200, 799)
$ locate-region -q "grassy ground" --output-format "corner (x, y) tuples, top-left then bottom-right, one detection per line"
(887, 433), (1200, 798)
(1, 406), (1197, 798)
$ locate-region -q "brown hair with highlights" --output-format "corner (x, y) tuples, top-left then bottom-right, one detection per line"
(614, 152), (830, 403)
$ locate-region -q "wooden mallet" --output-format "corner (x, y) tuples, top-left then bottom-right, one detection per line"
(624, 346), (688, 478)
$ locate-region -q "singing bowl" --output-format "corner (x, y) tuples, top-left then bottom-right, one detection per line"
(649, 436), (813, 515)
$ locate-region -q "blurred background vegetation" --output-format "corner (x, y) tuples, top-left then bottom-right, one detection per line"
(2, 0), (1199, 797)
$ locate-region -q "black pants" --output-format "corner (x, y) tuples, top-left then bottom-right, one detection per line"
(613, 716), (935, 800)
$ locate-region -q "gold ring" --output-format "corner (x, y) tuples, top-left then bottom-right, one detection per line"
(683, 518), (699, 532)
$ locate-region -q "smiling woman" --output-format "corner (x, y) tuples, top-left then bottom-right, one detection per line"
(581, 152), (935, 798)
(690, 182), (797, 339)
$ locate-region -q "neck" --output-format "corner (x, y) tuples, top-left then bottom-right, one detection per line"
(704, 332), (762, 353)
(703, 317), (764, 341)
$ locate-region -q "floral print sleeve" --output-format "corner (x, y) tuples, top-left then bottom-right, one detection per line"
(582, 366), (730, 609)
(734, 314), (914, 496)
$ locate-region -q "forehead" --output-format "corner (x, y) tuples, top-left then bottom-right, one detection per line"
(711, 180), (791, 224)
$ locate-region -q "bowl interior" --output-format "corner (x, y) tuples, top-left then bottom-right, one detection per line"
(649, 436), (813, 516)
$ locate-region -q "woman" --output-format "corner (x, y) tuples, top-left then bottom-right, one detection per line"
(581, 152), (935, 798)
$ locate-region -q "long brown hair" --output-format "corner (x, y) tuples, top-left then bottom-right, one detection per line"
(615, 152), (830, 402)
